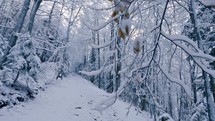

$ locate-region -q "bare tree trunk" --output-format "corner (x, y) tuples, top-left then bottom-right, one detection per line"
(107, 22), (115, 93)
(209, 75), (215, 102)
(203, 72), (215, 121)
(190, 63), (197, 103)
(97, 33), (101, 88)
(57, 0), (65, 34)
(66, 6), (74, 42)
(28, 0), (42, 34)
(115, 36), (121, 91)
(48, 1), (56, 25)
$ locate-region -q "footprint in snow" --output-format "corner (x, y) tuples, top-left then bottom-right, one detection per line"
(88, 100), (93, 105)
(75, 107), (81, 109)
(74, 114), (79, 116)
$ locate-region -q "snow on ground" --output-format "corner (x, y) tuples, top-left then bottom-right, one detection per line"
(0, 74), (152, 121)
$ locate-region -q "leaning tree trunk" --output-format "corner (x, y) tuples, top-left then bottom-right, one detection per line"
(28, 0), (42, 34)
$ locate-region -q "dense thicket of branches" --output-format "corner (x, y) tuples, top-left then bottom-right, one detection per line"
(0, 0), (214, 121)
(0, 0), (84, 108)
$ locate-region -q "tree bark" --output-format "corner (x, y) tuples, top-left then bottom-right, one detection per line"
(209, 75), (215, 102)
(28, 0), (42, 34)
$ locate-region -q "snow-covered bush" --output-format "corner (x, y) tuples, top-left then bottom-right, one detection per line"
(1, 33), (41, 96)
(6, 33), (40, 81)
(0, 33), (43, 108)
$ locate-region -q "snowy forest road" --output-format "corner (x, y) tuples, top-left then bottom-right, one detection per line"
(0, 75), (152, 121)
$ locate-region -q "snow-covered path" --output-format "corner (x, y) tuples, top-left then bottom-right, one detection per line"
(0, 75), (152, 121)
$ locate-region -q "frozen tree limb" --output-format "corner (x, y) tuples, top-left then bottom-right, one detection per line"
(79, 60), (108, 76)
(161, 32), (215, 78)
(161, 31), (215, 61)
(156, 61), (192, 99)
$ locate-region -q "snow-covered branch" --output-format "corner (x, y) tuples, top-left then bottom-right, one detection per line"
(161, 32), (215, 78)
(79, 66), (104, 76)
(79, 59), (108, 76)
(156, 61), (192, 99)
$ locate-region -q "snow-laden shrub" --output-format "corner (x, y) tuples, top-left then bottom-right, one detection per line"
(3, 33), (41, 93)
(0, 33), (43, 108)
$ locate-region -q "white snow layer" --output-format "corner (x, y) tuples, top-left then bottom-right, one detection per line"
(201, 0), (215, 6)
(0, 75), (152, 121)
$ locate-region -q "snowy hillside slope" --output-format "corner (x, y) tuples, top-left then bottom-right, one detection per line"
(0, 75), (152, 121)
